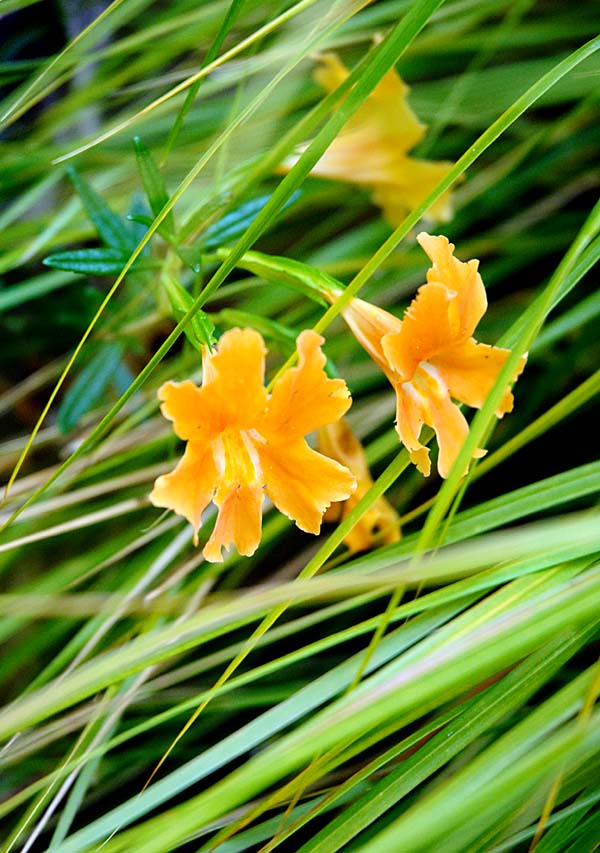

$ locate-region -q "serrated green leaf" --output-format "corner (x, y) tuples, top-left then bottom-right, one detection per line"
(162, 277), (215, 351)
(216, 248), (340, 306)
(43, 248), (156, 275)
(67, 167), (136, 252)
(133, 137), (176, 238)
(57, 341), (126, 433)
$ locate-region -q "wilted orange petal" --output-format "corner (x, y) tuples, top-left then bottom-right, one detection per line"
(433, 338), (525, 416)
(149, 443), (218, 543)
(382, 282), (458, 382)
(157, 380), (218, 443)
(262, 330), (351, 438)
(318, 420), (401, 552)
(203, 482), (263, 562)
(258, 439), (356, 534)
(417, 233), (486, 340)
(202, 328), (268, 430)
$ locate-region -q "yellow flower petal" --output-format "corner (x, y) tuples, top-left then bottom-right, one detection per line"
(417, 233), (487, 339)
(279, 55), (456, 227)
(203, 429), (263, 562)
(151, 327), (356, 559)
(394, 380), (432, 477)
(339, 297), (403, 377)
(312, 52), (348, 92)
(319, 420), (400, 552)
(203, 327), (268, 430)
(262, 329), (351, 437)
(337, 235), (524, 479)
(157, 380), (217, 443)
(258, 439), (356, 534)
(371, 158), (455, 226)
(203, 482), (263, 562)
(382, 282), (458, 382)
(149, 443), (219, 544)
(313, 54), (426, 153)
(396, 366), (473, 478)
(433, 338), (525, 416)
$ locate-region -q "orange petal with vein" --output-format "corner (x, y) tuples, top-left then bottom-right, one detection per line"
(203, 482), (263, 563)
(382, 282), (457, 382)
(258, 439), (356, 534)
(149, 444), (218, 544)
(157, 380), (217, 443)
(426, 392), (473, 479)
(394, 384), (431, 477)
(417, 233), (486, 339)
(203, 328), (268, 430)
(433, 338), (525, 415)
(263, 329), (351, 438)
(340, 297), (403, 376)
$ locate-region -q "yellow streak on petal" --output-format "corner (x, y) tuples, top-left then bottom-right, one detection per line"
(394, 381), (431, 477)
(202, 429), (263, 563)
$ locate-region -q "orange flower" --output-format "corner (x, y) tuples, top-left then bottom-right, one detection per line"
(319, 418), (401, 552)
(334, 233), (526, 478)
(282, 54), (454, 225)
(150, 328), (356, 562)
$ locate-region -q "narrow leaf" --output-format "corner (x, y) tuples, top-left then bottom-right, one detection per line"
(162, 277), (216, 351)
(43, 248), (155, 276)
(133, 136), (176, 237)
(57, 341), (126, 433)
(67, 166), (136, 252)
(201, 192), (300, 250)
(215, 248), (337, 306)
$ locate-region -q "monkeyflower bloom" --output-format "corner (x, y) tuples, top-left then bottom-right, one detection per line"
(332, 233), (526, 478)
(150, 328), (357, 562)
(281, 54), (454, 225)
(319, 419), (401, 552)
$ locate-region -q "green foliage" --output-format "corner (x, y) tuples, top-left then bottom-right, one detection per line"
(162, 276), (216, 351)
(56, 340), (128, 433)
(1, 0), (599, 851)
